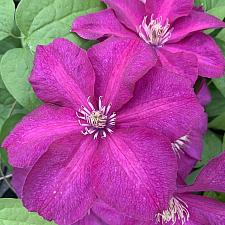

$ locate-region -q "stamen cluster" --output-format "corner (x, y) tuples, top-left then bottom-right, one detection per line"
(77, 96), (116, 139)
(138, 15), (173, 47)
(156, 197), (190, 225)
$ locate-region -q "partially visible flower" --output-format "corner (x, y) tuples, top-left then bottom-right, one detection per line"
(72, 0), (225, 83)
(3, 38), (204, 225)
(80, 152), (225, 225)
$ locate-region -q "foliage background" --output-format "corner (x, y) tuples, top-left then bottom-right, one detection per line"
(0, 0), (224, 224)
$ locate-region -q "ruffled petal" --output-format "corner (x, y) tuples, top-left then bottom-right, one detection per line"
(170, 10), (225, 43)
(72, 9), (136, 40)
(166, 32), (225, 78)
(178, 194), (225, 225)
(157, 48), (198, 85)
(92, 128), (177, 221)
(22, 134), (97, 225)
(117, 67), (205, 141)
(145, 0), (193, 23)
(30, 38), (95, 109)
(102, 0), (145, 31)
(88, 37), (157, 111)
(183, 151), (225, 193)
(2, 104), (79, 168)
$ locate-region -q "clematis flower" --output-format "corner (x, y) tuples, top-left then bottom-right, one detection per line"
(79, 152), (225, 225)
(72, 0), (225, 83)
(3, 37), (204, 225)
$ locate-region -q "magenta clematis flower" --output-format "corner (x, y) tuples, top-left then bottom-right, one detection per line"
(72, 0), (225, 82)
(79, 152), (225, 225)
(3, 37), (204, 224)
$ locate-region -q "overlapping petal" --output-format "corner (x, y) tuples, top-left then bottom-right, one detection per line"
(145, 0), (193, 23)
(196, 79), (212, 106)
(117, 68), (205, 141)
(178, 194), (225, 225)
(91, 128), (177, 221)
(166, 32), (225, 78)
(170, 10), (225, 42)
(88, 37), (157, 111)
(185, 151), (225, 193)
(29, 38), (95, 109)
(2, 104), (79, 168)
(156, 48), (198, 85)
(22, 134), (97, 225)
(72, 9), (136, 40)
(102, 0), (145, 31)
(74, 212), (106, 225)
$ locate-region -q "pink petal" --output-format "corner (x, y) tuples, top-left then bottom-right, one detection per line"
(93, 200), (140, 225)
(146, 0), (193, 24)
(12, 167), (30, 197)
(88, 37), (157, 111)
(102, 0), (145, 31)
(2, 104), (79, 168)
(179, 193), (225, 225)
(196, 79), (212, 106)
(184, 151), (225, 193)
(92, 128), (177, 221)
(30, 38), (95, 109)
(170, 10), (225, 43)
(72, 9), (136, 40)
(166, 32), (225, 78)
(74, 212), (106, 225)
(117, 67), (205, 141)
(157, 48), (198, 85)
(22, 134), (97, 225)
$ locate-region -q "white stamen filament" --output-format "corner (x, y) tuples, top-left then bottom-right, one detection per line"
(172, 135), (189, 158)
(77, 96), (116, 139)
(138, 15), (173, 47)
(156, 197), (190, 225)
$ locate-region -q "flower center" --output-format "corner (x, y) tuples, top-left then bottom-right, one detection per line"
(156, 197), (190, 225)
(138, 15), (173, 47)
(77, 96), (116, 139)
(172, 135), (189, 158)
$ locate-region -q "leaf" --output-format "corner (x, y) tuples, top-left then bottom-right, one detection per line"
(0, 114), (24, 143)
(195, 0), (225, 10)
(207, 6), (225, 20)
(0, 48), (41, 111)
(16, 0), (105, 51)
(185, 168), (202, 185)
(0, 198), (56, 225)
(0, 36), (21, 55)
(206, 84), (225, 117)
(204, 192), (225, 202)
(0, 0), (15, 41)
(223, 134), (225, 150)
(196, 130), (223, 167)
(208, 112), (225, 130)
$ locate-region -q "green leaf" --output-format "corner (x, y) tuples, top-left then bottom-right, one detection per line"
(0, 114), (24, 143)
(196, 130), (223, 167)
(208, 112), (225, 130)
(0, 198), (56, 225)
(185, 168), (202, 185)
(0, 0), (15, 41)
(195, 0), (225, 10)
(213, 77), (225, 98)
(16, 0), (105, 51)
(204, 192), (225, 202)
(0, 48), (41, 111)
(223, 134), (225, 150)
(207, 6), (225, 20)
(0, 114), (24, 168)
(0, 36), (21, 55)
(206, 84), (225, 118)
